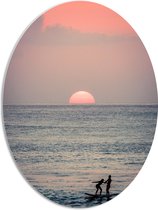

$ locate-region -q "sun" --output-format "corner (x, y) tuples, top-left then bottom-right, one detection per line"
(69, 91), (95, 105)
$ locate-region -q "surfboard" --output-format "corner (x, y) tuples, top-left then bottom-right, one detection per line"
(85, 193), (98, 197)
(85, 192), (119, 199)
(85, 193), (108, 199)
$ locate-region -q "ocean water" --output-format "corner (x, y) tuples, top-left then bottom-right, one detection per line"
(3, 105), (157, 208)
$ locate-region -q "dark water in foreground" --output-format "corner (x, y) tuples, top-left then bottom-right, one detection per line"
(3, 105), (157, 207)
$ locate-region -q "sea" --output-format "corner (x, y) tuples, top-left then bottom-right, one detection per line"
(3, 105), (158, 208)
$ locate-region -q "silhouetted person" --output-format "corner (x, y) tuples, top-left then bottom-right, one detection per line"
(92, 179), (104, 195)
(104, 175), (112, 194)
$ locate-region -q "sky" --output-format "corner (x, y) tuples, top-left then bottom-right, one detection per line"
(3, 1), (157, 105)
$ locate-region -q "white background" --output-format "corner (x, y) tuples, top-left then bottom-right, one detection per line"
(0, 0), (158, 210)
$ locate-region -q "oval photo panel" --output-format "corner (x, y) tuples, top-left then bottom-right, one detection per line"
(3, 1), (158, 208)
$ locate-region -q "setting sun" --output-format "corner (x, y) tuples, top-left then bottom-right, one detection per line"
(69, 91), (95, 105)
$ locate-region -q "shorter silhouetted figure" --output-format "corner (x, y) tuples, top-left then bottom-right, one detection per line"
(92, 179), (104, 195)
(104, 175), (112, 194)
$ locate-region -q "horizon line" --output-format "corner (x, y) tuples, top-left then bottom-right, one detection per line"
(3, 103), (158, 106)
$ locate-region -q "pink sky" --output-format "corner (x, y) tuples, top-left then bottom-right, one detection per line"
(3, 1), (157, 105)
(43, 1), (135, 35)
